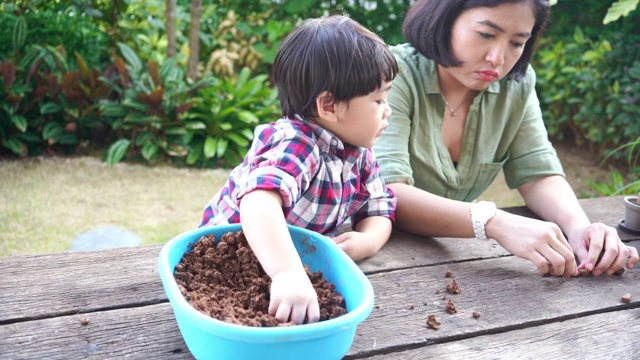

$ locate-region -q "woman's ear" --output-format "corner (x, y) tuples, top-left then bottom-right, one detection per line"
(315, 91), (338, 123)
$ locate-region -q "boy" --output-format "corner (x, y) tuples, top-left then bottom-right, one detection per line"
(201, 14), (398, 325)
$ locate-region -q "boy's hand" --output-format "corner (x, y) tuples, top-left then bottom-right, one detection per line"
(333, 216), (392, 262)
(333, 231), (375, 261)
(268, 269), (319, 325)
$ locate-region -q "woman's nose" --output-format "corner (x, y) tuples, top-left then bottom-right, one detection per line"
(485, 43), (506, 67)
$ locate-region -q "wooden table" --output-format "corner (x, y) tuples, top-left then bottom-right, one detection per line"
(1, 195), (638, 359)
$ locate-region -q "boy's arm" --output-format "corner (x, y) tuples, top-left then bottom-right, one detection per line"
(239, 189), (319, 324)
(333, 215), (392, 261)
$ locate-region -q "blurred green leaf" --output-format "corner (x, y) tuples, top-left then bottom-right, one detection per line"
(106, 139), (130, 167)
(603, 0), (639, 24)
(117, 42), (143, 73)
(204, 136), (217, 159)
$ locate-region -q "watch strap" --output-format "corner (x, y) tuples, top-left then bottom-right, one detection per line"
(471, 201), (496, 240)
(472, 219), (489, 240)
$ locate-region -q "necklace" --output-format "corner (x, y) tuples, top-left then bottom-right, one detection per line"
(443, 92), (471, 117)
(444, 100), (464, 117)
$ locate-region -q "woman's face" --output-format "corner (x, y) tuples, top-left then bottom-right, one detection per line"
(441, 2), (536, 90)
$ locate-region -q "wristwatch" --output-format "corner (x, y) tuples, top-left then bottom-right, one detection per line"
(470, 201), (496, 240)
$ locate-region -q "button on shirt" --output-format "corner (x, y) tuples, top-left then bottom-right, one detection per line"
(374, 43), (564, 202)
(200, 115), (396, 237)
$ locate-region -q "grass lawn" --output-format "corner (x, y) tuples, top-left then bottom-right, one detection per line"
(0, 156), (230, 256)
(0, 140), (602, 257)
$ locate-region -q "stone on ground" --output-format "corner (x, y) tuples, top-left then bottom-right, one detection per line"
(70, 227), (141, 251)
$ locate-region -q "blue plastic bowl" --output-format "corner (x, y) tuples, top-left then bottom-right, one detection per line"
(158, 224), (374, 360)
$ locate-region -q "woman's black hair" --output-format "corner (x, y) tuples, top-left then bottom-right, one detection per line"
(403, 0), (550, 81)
(272, 15), (399, 118)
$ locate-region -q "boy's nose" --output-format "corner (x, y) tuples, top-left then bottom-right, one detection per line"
(383, 103), (392, 119)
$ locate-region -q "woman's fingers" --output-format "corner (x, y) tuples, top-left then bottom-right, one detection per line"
(530, 251), (552, 275)
(626, 246), (640, 269)
(537, 248), (567, 277)
(529, 229), (577, 278)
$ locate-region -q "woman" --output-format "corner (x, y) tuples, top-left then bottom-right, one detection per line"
(374, 0), (639, 277)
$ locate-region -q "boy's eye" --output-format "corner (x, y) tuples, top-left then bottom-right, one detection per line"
(376, 99), (387, 105)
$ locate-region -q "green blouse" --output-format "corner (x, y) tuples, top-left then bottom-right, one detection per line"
(374, 43), (564, 202)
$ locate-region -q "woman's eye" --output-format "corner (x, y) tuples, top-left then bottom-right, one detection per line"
(511, 41), (525, 48)
(479, 32), (494, 39)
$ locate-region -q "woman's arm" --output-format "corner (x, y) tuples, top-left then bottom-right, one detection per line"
(389, 182), (476, 238)
(389, 182), (578, 277)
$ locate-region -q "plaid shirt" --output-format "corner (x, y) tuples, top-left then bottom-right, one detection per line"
(200, 115), (396, 237)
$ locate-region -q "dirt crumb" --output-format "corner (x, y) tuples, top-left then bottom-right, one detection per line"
(174, 231), (347, 327)
(445, 270), (453, 278)
(446, 279), (461, 294)
(472, 311), (481, 319)
(426, 314), (440, 330)
(446, 299), (457, 314)
(621, 293), (632, 303)
(80, 318), (89, 326)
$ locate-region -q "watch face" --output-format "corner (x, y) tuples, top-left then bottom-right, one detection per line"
(474, 202), (496, 223)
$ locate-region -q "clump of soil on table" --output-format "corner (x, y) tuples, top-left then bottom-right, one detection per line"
(445, 278), (461, 294)
(426, 270), (481, 330)
(445, 298), (457, 314)
(426, 314), (441, 330)
(173, 230), (347, 327)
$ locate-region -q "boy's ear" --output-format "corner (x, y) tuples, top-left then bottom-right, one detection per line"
(316, 91), (338, 122)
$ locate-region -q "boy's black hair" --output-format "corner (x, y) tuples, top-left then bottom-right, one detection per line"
(273, 15), (399, 118)
(403, 0), (550, 81)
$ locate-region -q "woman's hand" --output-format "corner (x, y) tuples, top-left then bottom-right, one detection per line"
(269, 269), (320, 325)
(487, 211), (578, 278)
(566, 222), (639, 276)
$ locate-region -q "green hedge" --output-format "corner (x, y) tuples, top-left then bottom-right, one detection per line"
(1, 0), (638, 175)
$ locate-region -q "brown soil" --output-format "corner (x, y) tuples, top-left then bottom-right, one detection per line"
(445, 279), (461, 294)
(445, 298), (457, 314)
(173, 230), (347, 327)
(426, 314), (441, 330)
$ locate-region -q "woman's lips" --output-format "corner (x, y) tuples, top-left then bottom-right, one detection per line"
(478, 70), (499, 82)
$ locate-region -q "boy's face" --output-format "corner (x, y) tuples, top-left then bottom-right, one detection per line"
(331, 81), (393, 148)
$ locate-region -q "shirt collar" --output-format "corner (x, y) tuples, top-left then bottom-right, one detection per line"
(294, 114), (364, 161)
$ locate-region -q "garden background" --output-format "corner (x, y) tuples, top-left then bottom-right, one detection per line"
(1, 0), (639, 256)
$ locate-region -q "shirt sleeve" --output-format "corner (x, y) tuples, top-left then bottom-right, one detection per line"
(350, 149), (397, 226)
(235, 124), (319, 216)
(503, 68), (565, 188)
